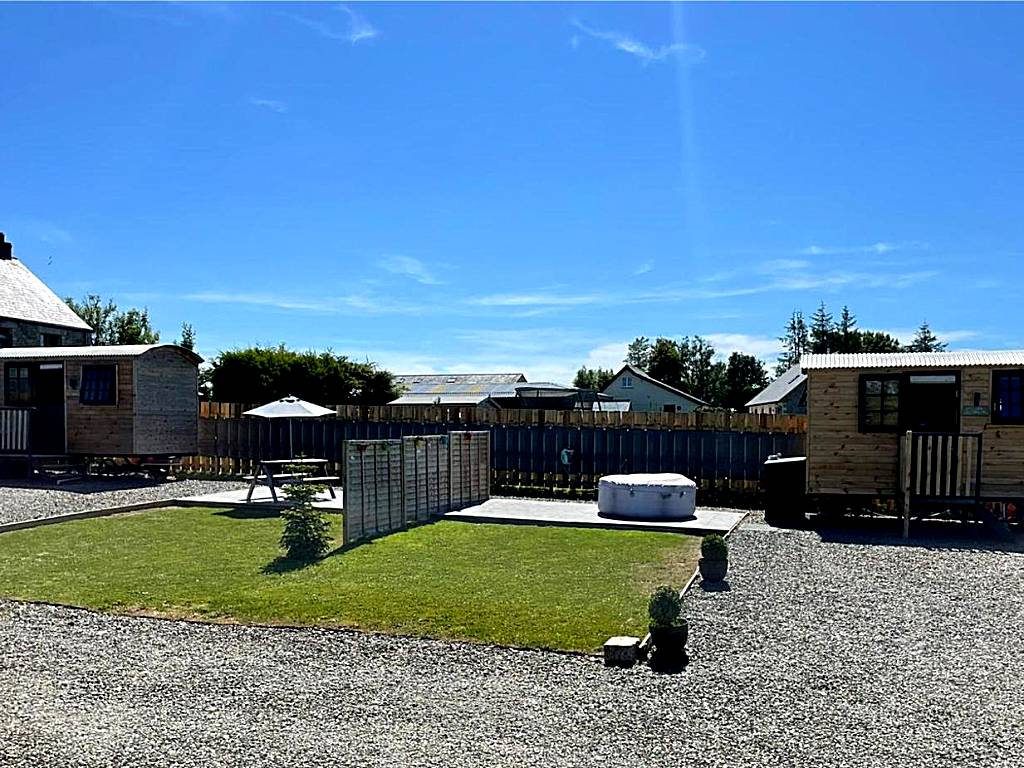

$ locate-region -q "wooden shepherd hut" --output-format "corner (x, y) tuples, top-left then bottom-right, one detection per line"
(803, 351), (1024, 516)
(0, 344), (202, 458)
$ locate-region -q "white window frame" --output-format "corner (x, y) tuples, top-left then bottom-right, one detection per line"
(621, 375), (633, 389)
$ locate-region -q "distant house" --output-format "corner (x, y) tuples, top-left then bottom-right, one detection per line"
(390, 373), (601, 409)
(601, 364), (705, 413)
(746, 365), (807, 415)
(0, 233), (92, 348)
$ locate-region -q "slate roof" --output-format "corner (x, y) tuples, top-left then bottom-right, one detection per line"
(801, 351), (1024, 370)
(746, 365), (807, 407)
(0, 257), (92, 331)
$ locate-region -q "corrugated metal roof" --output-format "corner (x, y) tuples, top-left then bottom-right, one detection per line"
(388, 393), (494, 406)
(0, 344), (202, 364)
(746, 365), (807, 407)
(394, 373), (527, 394)
(0, 257), (93, 331)
(801, 350), (1024, 370)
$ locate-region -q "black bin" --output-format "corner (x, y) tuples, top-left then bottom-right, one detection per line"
(761, 455), (808, 526)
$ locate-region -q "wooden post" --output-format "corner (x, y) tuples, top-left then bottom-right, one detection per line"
(902, 431), (913, 539)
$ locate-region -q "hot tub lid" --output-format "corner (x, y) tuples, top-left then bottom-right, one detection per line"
(599, 472), (696, 489)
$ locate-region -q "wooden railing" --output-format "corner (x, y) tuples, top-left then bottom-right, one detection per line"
(899, 431), (983, 537)
(0, 406), (31, 454)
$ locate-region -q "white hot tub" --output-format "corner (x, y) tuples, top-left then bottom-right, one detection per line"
(597, 473), (697, 521)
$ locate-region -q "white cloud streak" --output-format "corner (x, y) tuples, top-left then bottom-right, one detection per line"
(248, 97), (287, 113)
(378, 255), (444, 285)
(284, 3), (378, 44)
(570, 19), (705, 65)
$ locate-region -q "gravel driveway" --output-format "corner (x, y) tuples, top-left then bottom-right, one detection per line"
(0, 478), (248, 526)
(2, 514), (1022, 766)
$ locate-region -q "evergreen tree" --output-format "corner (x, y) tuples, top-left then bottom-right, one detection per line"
(906, 321), (947, 352)
(835, 306), (860, 353)
(776, 310), (809, 376)
(178, 322), (196, 352)
(809, 301), (834, 353)
(680, 336), (718, 402)
(625, 336), (653, 370)
(65, 294), (165, 345)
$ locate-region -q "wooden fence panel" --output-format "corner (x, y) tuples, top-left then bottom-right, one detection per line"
(402, 435), (451, 522)
(343, 439), (403, 544)
(449, 431), (490, 510)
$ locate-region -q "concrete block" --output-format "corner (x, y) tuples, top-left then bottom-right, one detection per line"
(603, 635), (640, 667)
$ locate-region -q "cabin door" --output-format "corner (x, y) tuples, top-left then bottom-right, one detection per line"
(3, 363), (66, 454)
(903, 374), (960, 433)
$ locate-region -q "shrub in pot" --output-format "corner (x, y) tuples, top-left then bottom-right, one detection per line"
(699, 534), (728, 582)
(647, 585), (688, 657)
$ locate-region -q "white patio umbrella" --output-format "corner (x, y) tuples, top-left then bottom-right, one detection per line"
(243, 395), (334, 458)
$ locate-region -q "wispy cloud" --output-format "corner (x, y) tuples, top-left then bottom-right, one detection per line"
(467, 267), (937, 312)
(570, 19), (705, 65)
(378, 255), (444, 286)
(284, 3), (378, 44)
(183, 290), (428, 316)
(798, 241), (927, 257)
(703, 333), (783, 362)
(248, 97), (287, 114)
(633, 261), (654, 276)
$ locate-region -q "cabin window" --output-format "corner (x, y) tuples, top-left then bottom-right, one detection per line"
(0, 329), (12, 348)
(80, 365), (117, 406)
(859, 375), (901, 432)
(622, 376), (634, 389)
(4, 366), (31, 404)
(39, 333), (62, 347)
(992, 370), (1024, 424)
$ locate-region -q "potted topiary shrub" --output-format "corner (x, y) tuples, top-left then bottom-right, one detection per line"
(647, 585), (688, 657)
(699, 534), (728, 582)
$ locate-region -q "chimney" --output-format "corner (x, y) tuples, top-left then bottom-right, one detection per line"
(0, 233), (11, 260)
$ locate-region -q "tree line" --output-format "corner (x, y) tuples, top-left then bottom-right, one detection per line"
(575, 337), (770, 411)
(775, 303), (946, 375)
(575, 301), (951, 410)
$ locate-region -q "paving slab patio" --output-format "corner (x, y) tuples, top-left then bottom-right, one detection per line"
(443, 498), (745, 534)
(176, 486), (344, 511)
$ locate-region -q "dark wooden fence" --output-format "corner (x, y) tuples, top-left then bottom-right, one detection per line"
(185, 404), (806, 497)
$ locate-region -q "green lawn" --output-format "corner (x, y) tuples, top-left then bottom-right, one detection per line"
(0, 507), (699, 652)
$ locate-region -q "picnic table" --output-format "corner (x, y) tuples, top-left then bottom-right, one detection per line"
(245, 458), (339, 503)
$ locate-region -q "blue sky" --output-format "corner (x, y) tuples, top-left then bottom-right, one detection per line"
(2, 2), (1023, 383)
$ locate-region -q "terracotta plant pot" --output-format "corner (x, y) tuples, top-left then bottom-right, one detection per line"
(699, 557), (728, 582)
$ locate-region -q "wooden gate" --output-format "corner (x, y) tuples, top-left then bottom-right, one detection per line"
(0, 407), (31, 454)
(900, 431), (983, 537)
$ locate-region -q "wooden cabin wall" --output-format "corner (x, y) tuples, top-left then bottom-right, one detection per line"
(961, 367), (1024, 499)
(65, 359), (135, 454)
(806, 368), (900, 495)
(132, 348), (199, 454)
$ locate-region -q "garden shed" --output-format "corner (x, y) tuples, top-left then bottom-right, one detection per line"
(0, 343), (201, 457)
(803, 351), (1024, 506)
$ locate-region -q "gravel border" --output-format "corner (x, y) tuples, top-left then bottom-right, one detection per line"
(0, 478), (249, 527)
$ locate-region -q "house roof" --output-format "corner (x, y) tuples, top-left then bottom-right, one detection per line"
(603, 364), (707, 406)
(388, 393), (495, 407)
(0, 257), (93, 331)
(0, 343), (202, 365)
(801, 350), (1024, 371)
(746, 365), (807, 407)
(394, 372), (527, 395)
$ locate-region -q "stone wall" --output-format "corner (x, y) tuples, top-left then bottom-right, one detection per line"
(0, 319), (91, 348)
